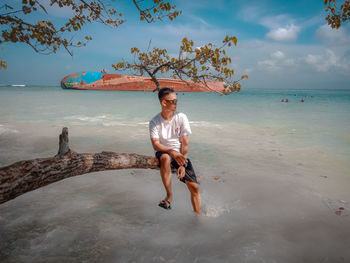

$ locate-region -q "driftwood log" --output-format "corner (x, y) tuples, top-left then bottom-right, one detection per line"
(0, 127), (159, 204)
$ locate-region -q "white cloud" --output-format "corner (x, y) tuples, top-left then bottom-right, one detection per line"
(260, 14), (291, 28)
(257, 50), (296, 72)
(316, 24), (350, 45)
(258, 59), (278, 72)
(271, 50), (285, 60)
(244, 68), (253, 74)
(302, 14), (324, 28)
(239, 9), (302, 42)
(266, 24), (301, 41)
(304, 54), (319, 65)
(304, 49), (338, 72)
(284, 58), (296, 67)
(254, 45), (349, 75)
(316, 24), (345, 39)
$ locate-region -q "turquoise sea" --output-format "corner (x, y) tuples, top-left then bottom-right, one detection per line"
(1, 86), (350, 262)
(1, 86), (349, 163)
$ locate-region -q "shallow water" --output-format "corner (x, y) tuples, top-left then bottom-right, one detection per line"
(0, 86), (350, 262)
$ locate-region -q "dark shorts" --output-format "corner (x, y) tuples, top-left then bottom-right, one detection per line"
(155, 151), (198, 184)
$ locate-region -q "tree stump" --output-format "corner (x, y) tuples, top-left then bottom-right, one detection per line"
(57, 127), (70, 156)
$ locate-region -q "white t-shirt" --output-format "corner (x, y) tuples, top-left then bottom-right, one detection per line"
(149, 112), (192, 153)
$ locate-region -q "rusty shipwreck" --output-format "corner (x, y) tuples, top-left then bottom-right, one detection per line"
(61, 72), (225, 92)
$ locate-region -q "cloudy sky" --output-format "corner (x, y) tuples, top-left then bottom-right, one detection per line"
(1, 0), (349, 89)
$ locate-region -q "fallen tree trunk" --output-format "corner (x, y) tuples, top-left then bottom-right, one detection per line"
(0, 128), (159, 204)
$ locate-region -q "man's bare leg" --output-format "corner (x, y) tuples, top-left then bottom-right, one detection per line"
(160, 154), (173, 204)
(185, 181), (202, 214)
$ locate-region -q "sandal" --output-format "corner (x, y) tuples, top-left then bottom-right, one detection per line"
(158, 200), (171, 210)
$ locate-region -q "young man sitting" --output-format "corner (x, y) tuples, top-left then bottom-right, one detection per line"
(149, 87), (202, 214)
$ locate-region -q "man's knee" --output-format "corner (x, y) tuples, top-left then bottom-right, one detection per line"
(160, 153), (171, 164)
(187, 182), (200, 195)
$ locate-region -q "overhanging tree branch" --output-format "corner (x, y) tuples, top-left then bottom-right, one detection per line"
(0, 0), (181, 69)
(325, 0), (350, 29)
(113, 36), (248, 94)
(132, 0), (181, 23)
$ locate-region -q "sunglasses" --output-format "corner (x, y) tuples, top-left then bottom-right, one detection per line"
(164, 99), (178, 105)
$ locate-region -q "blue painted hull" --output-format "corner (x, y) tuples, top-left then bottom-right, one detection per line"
(61, 72), (105, 89)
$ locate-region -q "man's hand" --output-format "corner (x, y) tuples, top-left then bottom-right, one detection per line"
(169, 150), (187, 166)
(177, 166), (186, 180)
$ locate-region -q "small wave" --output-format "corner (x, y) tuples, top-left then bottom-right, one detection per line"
(102, 121), (149, 127)
(189, 121), (222, 128)
(203, 204), (229, 218)
(63, 115), (150, 127)
(64, 115), (109, 122)
(202, 199), (242, 218)
(102, 122), (133, 127)
(0, 124), (19, 135)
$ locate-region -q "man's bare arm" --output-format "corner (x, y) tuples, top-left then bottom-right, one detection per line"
(150, 138), (187, 166)
(180, 135), (189, 159)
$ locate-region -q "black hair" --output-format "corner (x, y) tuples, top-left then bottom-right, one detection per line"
(158, 87), (175, 101)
